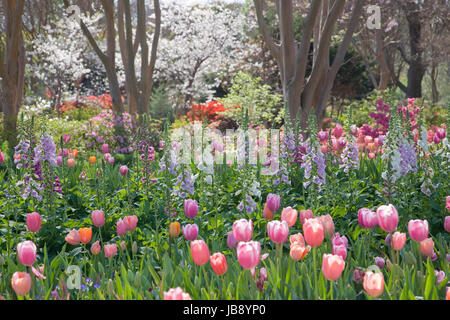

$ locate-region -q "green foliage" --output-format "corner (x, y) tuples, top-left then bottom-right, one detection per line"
(219, 71), (284, 128)
(149, 84), (174, 122)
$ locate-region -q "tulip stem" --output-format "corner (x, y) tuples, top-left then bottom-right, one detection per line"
(329, 281), (334, 300)
(313, 246), (318, 299)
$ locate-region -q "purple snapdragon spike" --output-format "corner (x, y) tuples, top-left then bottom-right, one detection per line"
(398, 141), (417, 176)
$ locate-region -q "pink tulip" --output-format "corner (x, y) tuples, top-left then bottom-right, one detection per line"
(376, 204), (398, 233)
(104, 244), (118, 258)
(446, 196), (450, 211)
(210, 252), (228, 276)
(116, 218), (127, 236)
(104, 153), (111, 162)
(56, 156), (63, 166)
(392, 232), (407, 251)
(436, 128), (446, 140)
(17, 241), (37, 266)
(26, 212), (41, 233)
(108, 156), (115, 165)
(319, 214), (335, 238)
(119, 165), (128, 176)
(184, 199), (199, 219)
(227, 231), (237, 249)
(101, 143), (109, 154)
(11, 272), (31, 296)
(363, 271), (384, 297)
(65, 229), (80, 245)
(332, 244), (347, 260)
(433, 134), (441, 144)
(420, 238), (434, 257)
(190, 240), (210, 266)
(90, 241), (101, 255)
(67, 158), (75, 168)
(281, 207), (298, 227)
(322, 254), (345, 281)
(300, 209), (314, 225)
(408, 219), (429, 242)
(62, 134), (72, 143)
(236, 241), (261, 270)
(164, 287), (192, 300)
(332, 233), (348, 248)
(266, 194), (281, 212)
(182, 224), (199, 241)
(358, 208), (378, 229)
(232, 219), (253, 242)
(303, 218), (324, 247)
(124, 215), (138, 231)
(91, 210), (105, 227)
(0, 149), (4, 164)
(267, 220), (289, 244)
(445, 216), (450, 232)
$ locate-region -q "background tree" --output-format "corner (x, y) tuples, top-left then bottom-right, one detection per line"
(0, 0), (25, 146)
(117, 0), (161, 116)
(254, 0), (365, 129)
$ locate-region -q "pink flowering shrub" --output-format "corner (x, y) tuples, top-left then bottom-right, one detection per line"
(76, 109), (137, 154)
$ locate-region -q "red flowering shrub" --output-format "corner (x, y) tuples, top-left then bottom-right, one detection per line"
(59, 94), (119, 114)
(187, 101), (229, 123)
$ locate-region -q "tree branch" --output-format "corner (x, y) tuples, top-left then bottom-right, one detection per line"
(253, 0), (281, 63)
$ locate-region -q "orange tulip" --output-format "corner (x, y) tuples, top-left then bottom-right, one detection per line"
(262, 203), (274, 220)
(290, 244), (310, 261)
(78, 228), (92, 244)
(89, 156), (96, 164)
(169, 222), (180, 238)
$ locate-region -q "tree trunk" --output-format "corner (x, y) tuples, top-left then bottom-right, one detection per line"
(1, 0), (25, 146)
(430, 63), (439, 104)
(405, 3), (425, 98)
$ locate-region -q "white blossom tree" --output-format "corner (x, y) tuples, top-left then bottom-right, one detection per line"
(154, 2), (259, 109)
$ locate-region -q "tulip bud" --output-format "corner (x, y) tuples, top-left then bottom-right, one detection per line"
(132, 241), (138, 255)
(375, 257), (385, 269)
(190, 240), (210, 266)
(210, 252), (228, 276)
(90, 241), (101, 255)
(408, 219), (429, 242)
(377, 204), (399, 233)
(26, 212), (42, 233)
(303, 218), (324, 247)
(169, 222), (181, 238)
(184, 199), (199, 219)
(11, 272), (32, 297)
(281, 207), (298, 228)
(322, 254), (345, 281)
(107, 279), (115, 296)
(363, 271), (384, 298)
(227, 231), (237, 249)
(120, 165), (128, 176)
(232, 219), (253, 242)
(17, 241), (37, 266)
